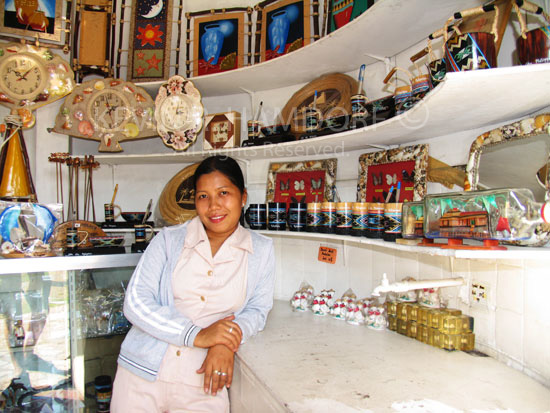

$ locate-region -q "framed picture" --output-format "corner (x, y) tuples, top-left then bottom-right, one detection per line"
(158, 162), (199, 225)
(128, 0), (173, 82)
(266, 158), (337, 205)
(260, 0), (312, 62)
(357, 144), (428, 203)
(0, 0), (64, 42)
(203, 111), (241, 150)
(325, 0), (374, 35)
(191, 11), (246, 77)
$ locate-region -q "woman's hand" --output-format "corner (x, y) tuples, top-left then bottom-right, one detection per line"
(196, 344), (235, 395)
(193, 315), (242, 352)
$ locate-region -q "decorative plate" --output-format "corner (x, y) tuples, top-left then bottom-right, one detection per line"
(158, 162), (200, 225)
(154, 75), (204, 151)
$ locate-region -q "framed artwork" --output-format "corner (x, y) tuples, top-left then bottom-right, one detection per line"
(326, 0), (374, 35)
(260, 0), (312, 62)
(0, 0), (64, 42)
(357, 144), (428, 203)
(203, 111), (241, 150)
(128, 0), (173, 82)
(266, 158), (337, 205)
(191, 11), (246, 77)
(158, 162), (200, 225)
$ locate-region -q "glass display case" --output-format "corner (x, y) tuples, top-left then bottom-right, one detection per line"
(0, 254), (141, 412)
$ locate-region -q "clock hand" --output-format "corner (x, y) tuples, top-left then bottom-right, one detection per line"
(17, 67), (34, 82)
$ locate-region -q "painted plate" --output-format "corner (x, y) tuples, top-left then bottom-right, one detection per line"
(154, 75), (204, 151)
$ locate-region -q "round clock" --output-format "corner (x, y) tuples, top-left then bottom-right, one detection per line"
(155, 75), (204, 151)
(0, 52), (48, 101)
(86, 89), (131, 133)
(158, 94), (193, 131)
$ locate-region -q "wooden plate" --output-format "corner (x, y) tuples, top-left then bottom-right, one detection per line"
(279, 73), (359, 135)
(158, 162), (200, 225)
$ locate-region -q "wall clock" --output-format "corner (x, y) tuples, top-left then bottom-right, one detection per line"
(203, 111), (241, 150)
(154, 75), (204, 151)
(0, 42), (75, 113)
(52, 78), (157, 152)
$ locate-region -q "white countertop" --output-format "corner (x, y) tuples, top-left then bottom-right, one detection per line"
(235, 301), (550, 413)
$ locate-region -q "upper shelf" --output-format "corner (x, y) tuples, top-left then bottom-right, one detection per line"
(96, 63), (550, 165)
(138, 0), (484, 97)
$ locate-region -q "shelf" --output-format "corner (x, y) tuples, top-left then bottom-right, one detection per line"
(96, 64), (550, 165)
(256, 230), (550, 260)
(138, 0), (484, 97)
(0, 253), (142, 275)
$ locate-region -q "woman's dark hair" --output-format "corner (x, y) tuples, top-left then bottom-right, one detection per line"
(193, 156), (245, 194)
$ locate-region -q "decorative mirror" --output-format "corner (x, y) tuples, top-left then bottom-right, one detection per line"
(465, 113), (550, 245)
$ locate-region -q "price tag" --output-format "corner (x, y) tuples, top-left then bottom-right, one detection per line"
(318, 246), (337, 264)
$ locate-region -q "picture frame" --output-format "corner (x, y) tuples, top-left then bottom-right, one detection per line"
(203, 111), (241, 150)
(325, 0), (374, 35)
(266, 158), (337, 205)
(158, 162), (199, 225)
(191, 11), (246, 77)
(357, 144), (429, 203)
(259, 0), (312, 62)
(128, 0), (173, 82)
(0, 0), (64, 42)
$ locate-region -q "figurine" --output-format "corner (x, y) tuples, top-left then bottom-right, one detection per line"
(419, 288), (441, 308)
(367, 306), (387, 331)
(332, 299), (346, 320)
(319, 298), (330, 316)
(312, 296), (321, 315)
(347, 305), (365, 326)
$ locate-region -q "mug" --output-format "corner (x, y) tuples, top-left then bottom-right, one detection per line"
(352, 202), (369, 237)
(66, 227), (88, 249)
(104, 203), (121, 222)
(351, 94), (368, 125)
(245, 204), (267, 230)
(335, 202), (353, 235)
(268, 202), (286, 231)
(287, 203), (307, 232)
(383, 202), (403, 242)
(320, 202), (337, 234)
(367, 202), (385, 238)
(306, 202), (322, 232)
(247, 120), (262, 139)
(134, 224), (154, 244)
(305, 108), (320, 133)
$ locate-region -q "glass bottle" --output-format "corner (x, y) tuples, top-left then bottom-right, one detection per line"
(423, 188), (550, 243)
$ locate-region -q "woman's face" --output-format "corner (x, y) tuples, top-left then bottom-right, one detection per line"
(195, 170), (246, 239)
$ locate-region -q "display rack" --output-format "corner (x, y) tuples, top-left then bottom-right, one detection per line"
(257, 230), (550, 260)
(95, 64), (550, 165)
(138, 0), (484, 97)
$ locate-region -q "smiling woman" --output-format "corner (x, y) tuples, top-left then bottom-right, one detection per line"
(111, 155), (276, 413)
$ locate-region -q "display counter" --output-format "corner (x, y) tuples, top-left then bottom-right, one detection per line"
(0, 253), (141, 411)
(230, 300), (550, 413)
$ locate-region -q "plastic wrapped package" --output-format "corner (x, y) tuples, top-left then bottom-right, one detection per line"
(0, 201), (63, 257)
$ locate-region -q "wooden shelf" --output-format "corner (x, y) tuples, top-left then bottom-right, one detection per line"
(257, 230), (550, 260)
(138, 0), (484, 97)
(96, 64), (550, 165)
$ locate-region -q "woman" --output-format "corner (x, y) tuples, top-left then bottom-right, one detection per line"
(111, 156), (275, 412)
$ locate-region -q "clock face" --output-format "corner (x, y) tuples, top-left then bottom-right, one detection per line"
(211, 120), (230, 143)
(87, 89), (131, 132)
(0, 53), (47, 101)
(159, 95), (190, 131)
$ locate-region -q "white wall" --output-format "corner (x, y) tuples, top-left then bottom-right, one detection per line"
(8, 0), (550, 389)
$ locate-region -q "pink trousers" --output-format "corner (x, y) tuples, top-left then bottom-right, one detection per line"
(111, 366), (230, 413)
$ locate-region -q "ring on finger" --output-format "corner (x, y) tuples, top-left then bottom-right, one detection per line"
(221, 372), (227, 376)
(228, 327), (233, 334)
(213, 370), (220, 375)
